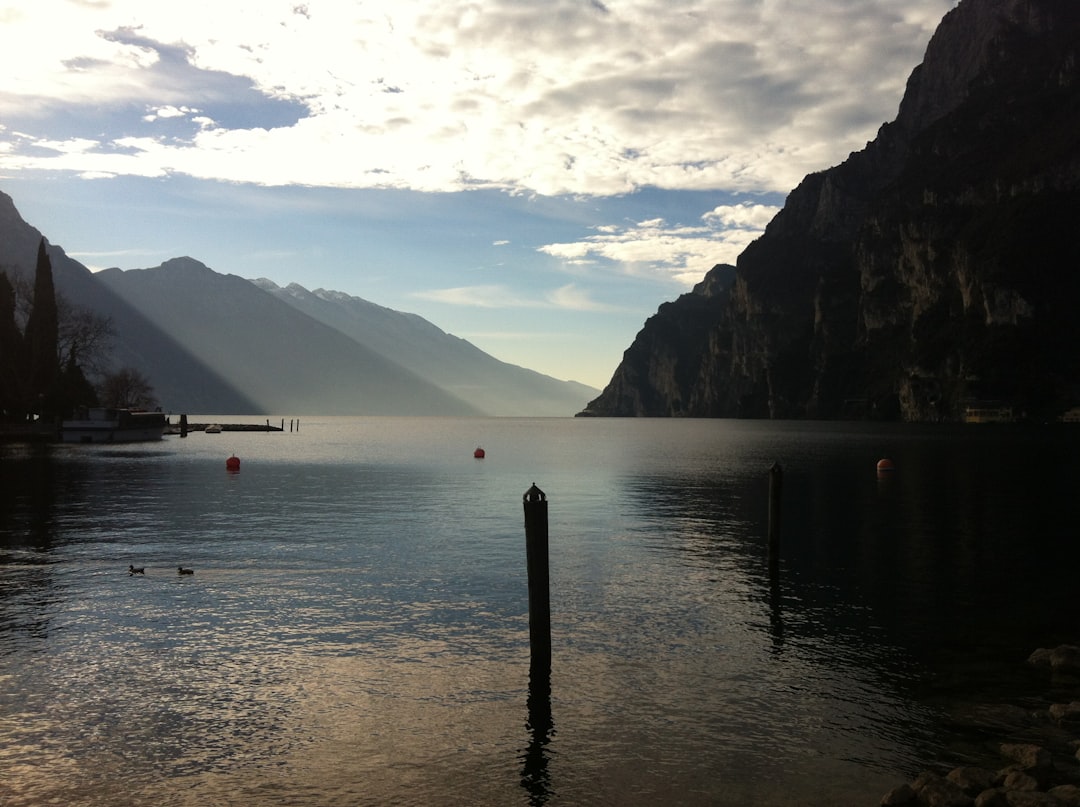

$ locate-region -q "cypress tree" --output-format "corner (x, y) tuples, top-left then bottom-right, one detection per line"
(23, 238), (60, 418)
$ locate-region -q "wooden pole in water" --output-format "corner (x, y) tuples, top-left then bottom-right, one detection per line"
(523, 483), (551, 677)
(768, 462), (783, 571)
(179, 413), (188, 438)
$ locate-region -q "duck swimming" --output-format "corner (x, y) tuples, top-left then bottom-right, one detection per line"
(129, 565), (145, 575)
(177, 566), (194, 575)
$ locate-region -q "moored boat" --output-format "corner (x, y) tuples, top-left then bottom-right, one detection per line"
(60, 407), (167, 444)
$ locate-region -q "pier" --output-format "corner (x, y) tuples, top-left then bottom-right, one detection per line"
(166, 418), (294, 435)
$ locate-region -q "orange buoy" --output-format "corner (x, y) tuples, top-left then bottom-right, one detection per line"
(226, 455), (241, 472)
(473, 446), (485, 459)
(876, 458), (895, 474)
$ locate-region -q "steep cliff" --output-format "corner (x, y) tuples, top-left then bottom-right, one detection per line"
(581, 0), (1080, 421)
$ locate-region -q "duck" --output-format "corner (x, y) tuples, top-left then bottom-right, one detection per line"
(177, 566), (195, 575)
(128, 565), (145, 575)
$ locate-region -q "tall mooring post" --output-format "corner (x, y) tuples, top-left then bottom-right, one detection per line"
(521, 485), (554, 804)
(179, 413), (188, 438)
(523, 483), (551, 678)
(768, 462), (783, 573)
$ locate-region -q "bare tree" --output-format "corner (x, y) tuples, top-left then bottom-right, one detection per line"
(98, 367), (158, 410)
(57, 296), (113, 377)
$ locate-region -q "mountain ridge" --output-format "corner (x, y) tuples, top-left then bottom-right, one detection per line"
(580, 0), (1080, 422)
(0, 193), (597, 416)
(253, 277), (597, 417)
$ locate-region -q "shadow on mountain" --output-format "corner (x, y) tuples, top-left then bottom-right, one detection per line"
(0, 193), (259, 414)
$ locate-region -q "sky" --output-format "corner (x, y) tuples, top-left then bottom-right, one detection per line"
(0, 0), (957, 389)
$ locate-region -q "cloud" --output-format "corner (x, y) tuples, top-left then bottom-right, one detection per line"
(413, 281), (619, 312)
(538, 201), (781, 285)
(143, 105), (198, 122)
(0, 0), (954, 196)
(67, 247), (163, 271)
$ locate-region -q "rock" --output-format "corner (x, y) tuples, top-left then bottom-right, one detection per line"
(882, 782), (919, 805)
(1030, 648), (1056, 668)
(914, 771), (976, 807)
(1049, 702), (1080, 724)
(975, 790), (1011, 807)
(1050, 647), (1080, 675)
(1001, 744), (1054, 772)
(1029, 646), (1080, 676)
(950, 768), (1002, 796)
(1002, 771), (1041, 792)
(1049, 784), (1080, 807)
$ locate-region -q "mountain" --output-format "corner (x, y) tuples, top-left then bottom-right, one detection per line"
(252, 279), (598, 417)
(580, 0), (1080, 422)
(1, 195), (261, 414)
(0, 193), (597, 416)
(95, 258), (486, 416)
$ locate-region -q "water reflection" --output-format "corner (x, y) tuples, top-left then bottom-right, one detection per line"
(4, 420), (1080, 806)
(767, 573), (785, 652)
(1, 446), (66, 653)
(520, 666), (554, 806)
(0, 445), (61, 551)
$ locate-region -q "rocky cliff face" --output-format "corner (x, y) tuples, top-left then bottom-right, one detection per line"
(581, 0), (1080, 421)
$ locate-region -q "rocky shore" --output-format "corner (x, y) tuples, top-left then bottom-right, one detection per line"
(881, 646), (1080, 807)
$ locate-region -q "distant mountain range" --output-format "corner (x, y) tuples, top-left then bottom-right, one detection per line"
(0, 193), (596, 416)
(581, 0), (1080, 422)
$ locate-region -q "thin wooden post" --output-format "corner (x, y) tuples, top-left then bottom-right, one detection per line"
(768, 462), (783, 571)
(179, 413), (188, 438)
(523, 483), (551, 678)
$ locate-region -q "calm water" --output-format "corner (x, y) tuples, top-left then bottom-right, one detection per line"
(2, 417), (1079, 806)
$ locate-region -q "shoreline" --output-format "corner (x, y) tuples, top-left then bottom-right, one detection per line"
(881, 645), (1080, 806)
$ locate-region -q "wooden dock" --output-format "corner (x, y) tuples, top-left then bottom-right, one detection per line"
(165, 421), (286, 434)
(187, 423), (282, 432)
(165, 416), (300, 435)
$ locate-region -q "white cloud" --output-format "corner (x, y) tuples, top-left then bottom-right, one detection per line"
(413, 285), (530, 309)
(413, 281), (619, 312)
(0, 0), (954, 196)
(548, 283), (620, 312)
(539, 201), (780, 286)
(143, 105), (199, 122)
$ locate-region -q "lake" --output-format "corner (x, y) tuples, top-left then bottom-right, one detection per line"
(2, 417), (1079, 806)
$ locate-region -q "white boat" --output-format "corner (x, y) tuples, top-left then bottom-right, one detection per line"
(204, 423), (223, 434)
(60, 407), (167, 444)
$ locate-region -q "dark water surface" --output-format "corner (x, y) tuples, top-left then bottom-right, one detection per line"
(2, 417), (1078, 806)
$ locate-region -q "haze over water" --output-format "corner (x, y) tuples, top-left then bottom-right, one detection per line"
(2, 417), (1078, 806)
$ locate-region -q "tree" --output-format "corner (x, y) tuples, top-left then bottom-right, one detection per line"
(57, 296), (113, 378)
(0, 270), (26, 419)
(2, 244), (112, 421)
(98, 367), (158, 410)
(58, 351), (99, 418)
(21, 239), (60, 418)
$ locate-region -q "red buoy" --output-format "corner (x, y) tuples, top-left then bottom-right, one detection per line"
(876, 458), (895, 474)
(226, 455), (241, 472)
(473, 446), (485, 459)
